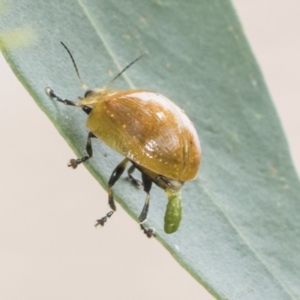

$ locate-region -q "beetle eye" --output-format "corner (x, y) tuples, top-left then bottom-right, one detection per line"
(84, 90), (93, 98)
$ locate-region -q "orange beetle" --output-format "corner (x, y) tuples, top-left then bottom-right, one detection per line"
(46, 43), (201, 236)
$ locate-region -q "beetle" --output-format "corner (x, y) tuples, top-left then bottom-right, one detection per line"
(46, 42), (201, 237)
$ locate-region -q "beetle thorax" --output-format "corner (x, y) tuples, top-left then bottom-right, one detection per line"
(81, 88), (120, 106)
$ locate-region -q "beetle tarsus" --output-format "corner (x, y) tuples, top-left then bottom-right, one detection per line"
(68, 159), (79, 168)
(46, 87), (82, 108)
(95, 211), (114, 227)
(140, 224), (156, 238)
(68, 156), (90, 168)
(45, 87), (55, 97)
(95, 217), (107, 226)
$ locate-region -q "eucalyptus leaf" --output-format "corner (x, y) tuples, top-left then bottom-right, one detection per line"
(1, 1), (300, 299)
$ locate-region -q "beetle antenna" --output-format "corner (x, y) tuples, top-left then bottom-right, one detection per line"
(60, 42), (88, 91)
(106, 53), (146, 88)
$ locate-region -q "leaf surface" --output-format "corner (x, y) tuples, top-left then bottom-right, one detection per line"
(1, 1), (300, 299)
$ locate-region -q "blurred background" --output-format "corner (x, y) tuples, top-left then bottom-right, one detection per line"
(0, 1), (299, 299)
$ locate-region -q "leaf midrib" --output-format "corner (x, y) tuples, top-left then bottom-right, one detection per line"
(78, 0), (136, 89)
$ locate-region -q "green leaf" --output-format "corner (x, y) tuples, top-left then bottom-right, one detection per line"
(1, 0), (300, 299)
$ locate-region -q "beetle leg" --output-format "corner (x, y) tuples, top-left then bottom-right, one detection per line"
(45, 87), (92, 114)
(139, 174), (156, 237)
(138, 173), (152, 223)
(68, 132), (96, 168)
(127, 164), (143, 188)
(94, 158), (129, 227)
(107, 158), (129, 210)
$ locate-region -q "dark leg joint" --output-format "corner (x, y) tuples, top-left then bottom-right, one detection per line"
(127, 164), (143, 188)
(82, 106), (92, 115)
